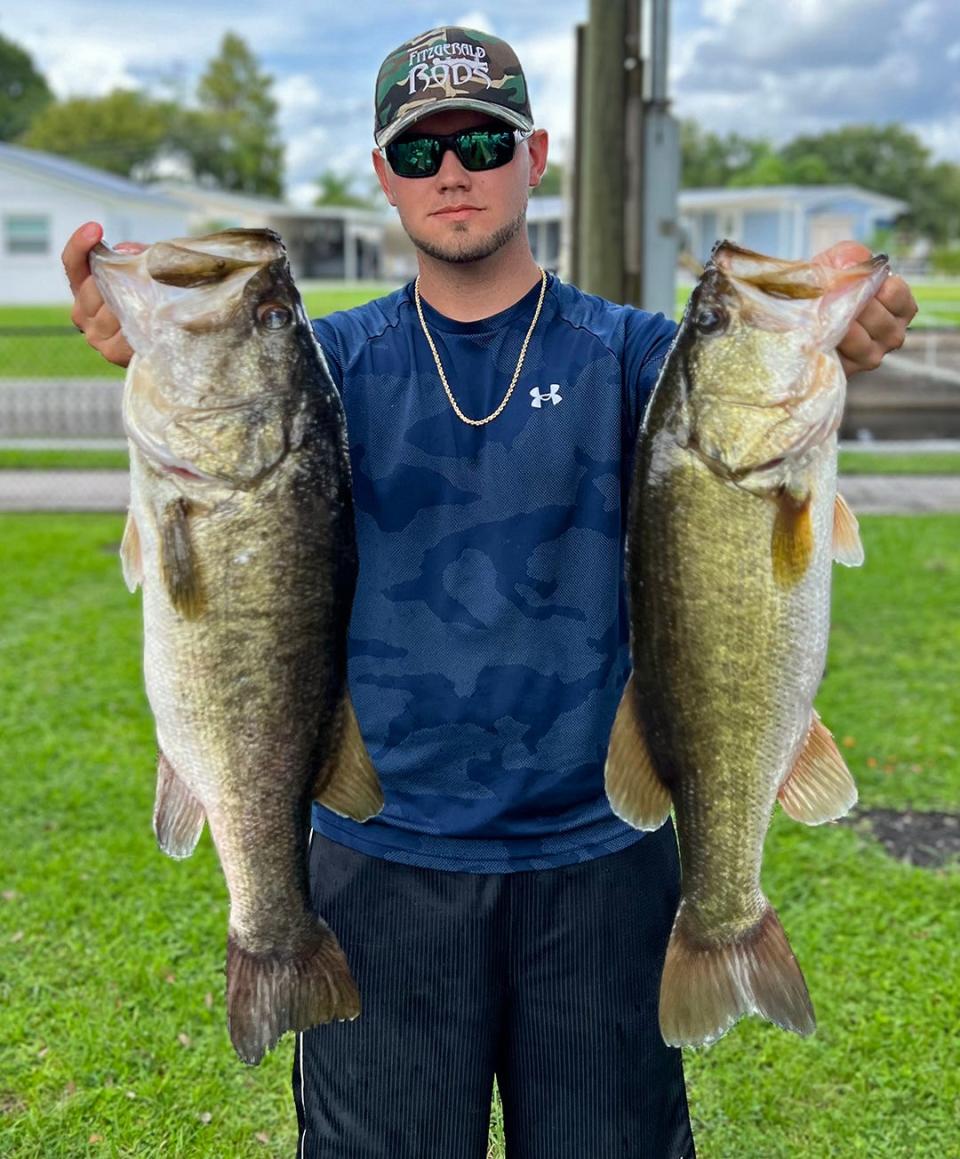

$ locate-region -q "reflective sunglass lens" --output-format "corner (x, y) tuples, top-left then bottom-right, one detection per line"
(389, 137), (440, 177)
(387, 128), (522, 177)
(457, 130), (514, 171)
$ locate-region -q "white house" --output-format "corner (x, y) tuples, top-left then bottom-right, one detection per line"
(678, 185), (908, 266)
(0, 142), (188, 304)
(157, 184), (386, 282)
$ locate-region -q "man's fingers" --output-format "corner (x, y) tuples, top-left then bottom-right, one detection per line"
(99, 331), (135, 368)
(61, 222), (103, 295)
(874, 273), (918, 327)
(812, 240), (871, 269)
(837, 319), (878, 375)
(83, 300), (124, 346)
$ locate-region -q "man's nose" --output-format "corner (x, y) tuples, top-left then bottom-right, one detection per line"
(434, 146), (471, 189)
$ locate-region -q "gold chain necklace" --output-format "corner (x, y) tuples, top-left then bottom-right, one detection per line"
(414, 268), (548, 427)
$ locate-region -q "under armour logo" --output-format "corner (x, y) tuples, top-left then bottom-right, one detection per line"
(530, 383), (562, 408)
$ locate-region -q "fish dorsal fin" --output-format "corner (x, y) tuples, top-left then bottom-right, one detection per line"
(313, 694), (383, 822)
(120, 510), (144, 592)
(153, 751), (206, 859)
(778, 712), (858, 825)
(833, 492), (865, 567)
(604, 673), (672, 830)
(772, 492), (814, 589)
(160, 498), (205, 618)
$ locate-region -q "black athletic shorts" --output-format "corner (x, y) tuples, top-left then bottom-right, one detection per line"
(293, 823), (695, 1159)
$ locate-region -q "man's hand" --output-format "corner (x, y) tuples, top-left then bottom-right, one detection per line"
(62, 221), (144, 369)
(814, 240), (918, 376)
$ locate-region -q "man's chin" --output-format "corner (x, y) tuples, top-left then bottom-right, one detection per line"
(406, 212), (525, 266)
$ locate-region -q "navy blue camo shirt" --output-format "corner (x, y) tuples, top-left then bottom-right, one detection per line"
(310, 273), (677, 872)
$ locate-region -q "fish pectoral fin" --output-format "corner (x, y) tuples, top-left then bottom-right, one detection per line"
(604, 674), (672, 831)
(159, 497), (205, 618)
(153, 752), (205, 859)
(832, 492), (865, 567)
(771, 491), (814, 589)
(120, 510), (144, 592)
(778, 712), (858, 825)
(313, 694), (384, 822)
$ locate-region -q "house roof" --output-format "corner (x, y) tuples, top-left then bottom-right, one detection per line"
(679, 184), (907, 216)
(0, 142), (183, 208)
(156, 182), (387, 226)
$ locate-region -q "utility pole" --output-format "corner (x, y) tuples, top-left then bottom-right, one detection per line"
(576, 0), (628, 303)
(573, 0), (679, 316)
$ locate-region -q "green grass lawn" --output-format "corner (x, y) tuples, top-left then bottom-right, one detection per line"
(837, 451), (960, 475)
(0, 513), (956, 1157)
(3, 277), (958, 377)
(3, 448), (960, 475)
(674, 279), (960, 327)
(0, 288), (400, 379)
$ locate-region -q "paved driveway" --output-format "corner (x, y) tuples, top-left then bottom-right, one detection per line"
(1, 471), (959, 515)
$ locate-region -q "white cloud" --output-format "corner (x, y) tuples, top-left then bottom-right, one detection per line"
(671, 0), (960, 162)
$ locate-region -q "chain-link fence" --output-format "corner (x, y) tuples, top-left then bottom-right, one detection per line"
(0, 326), (128, 510)
(4, 325), (960, 511)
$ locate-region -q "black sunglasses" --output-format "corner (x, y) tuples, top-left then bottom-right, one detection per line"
(384, 126), (532, 178)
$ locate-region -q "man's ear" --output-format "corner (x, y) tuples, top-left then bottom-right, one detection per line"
(372, 149), (397, 206)
(527, 129), (549, 189)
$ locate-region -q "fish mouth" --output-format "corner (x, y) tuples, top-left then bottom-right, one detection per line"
(124, 415), (224, 485)
(688, 405), (839, 486)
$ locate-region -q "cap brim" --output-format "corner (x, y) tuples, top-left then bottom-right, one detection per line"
(376, 100), (533, 148)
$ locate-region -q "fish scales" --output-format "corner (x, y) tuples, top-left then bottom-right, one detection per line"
(606, 240), (890, 1048)
(92, 228), (383, 1065)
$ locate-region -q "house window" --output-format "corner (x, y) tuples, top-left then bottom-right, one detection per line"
(5, 215), (50, 255)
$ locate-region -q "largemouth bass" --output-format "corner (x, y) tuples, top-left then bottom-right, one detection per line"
(606, 241), (889, 1047)
(91, 228), (383, 1064)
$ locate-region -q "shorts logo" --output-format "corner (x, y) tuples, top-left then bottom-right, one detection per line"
(530, 384), (563, 408)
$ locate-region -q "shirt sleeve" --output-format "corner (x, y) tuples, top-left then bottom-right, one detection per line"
(311, 316), (346, 394)
(622, 309), (678, 439)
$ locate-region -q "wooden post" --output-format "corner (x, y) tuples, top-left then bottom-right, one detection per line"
(577, 0), (629, 302)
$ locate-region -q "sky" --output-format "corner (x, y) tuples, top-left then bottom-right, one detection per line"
(3, 0), (960, 206)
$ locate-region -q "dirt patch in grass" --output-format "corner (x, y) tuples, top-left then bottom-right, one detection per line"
(842, 808), (960, 868)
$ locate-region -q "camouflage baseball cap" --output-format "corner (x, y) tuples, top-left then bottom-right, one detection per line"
(374, 27), (534, 148)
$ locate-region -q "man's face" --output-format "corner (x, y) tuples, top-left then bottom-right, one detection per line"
(372, 109), (548, 265)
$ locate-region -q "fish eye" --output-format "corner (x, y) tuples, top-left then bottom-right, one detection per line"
(695, 306), (728, 335)
(257, 303), (292, 330)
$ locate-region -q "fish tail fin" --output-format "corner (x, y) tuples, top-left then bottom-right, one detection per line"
(659, 899), (815, 1047)
(226, 923), (360, 1066)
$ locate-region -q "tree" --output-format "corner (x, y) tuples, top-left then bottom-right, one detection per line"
(193, 33), (284, 197)
(532, 160), (565, 198)
(680, 119), (769, 189)
(21, 89), (178, 177)
(778, 124), (930, 203)
(779, 124), (958, 243)
(313, 171), (375, 209)
(0, 33), (53, 141)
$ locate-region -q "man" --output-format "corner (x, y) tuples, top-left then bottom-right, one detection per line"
(63, 26), (916, 1159)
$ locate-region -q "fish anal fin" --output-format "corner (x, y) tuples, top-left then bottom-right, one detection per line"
(778, 712), (858, 825)
(772, 491), (814, 589)
(604, 674), (672, 831)
(833, 492), (865, 567)
(120, 510), (144, 592)
(313, 694), (383, 822)
(227, 923), (360, 1065)
(153, 751), (205, 859)
(159, 497), (204, 618)
(659, 899), (816, 1048)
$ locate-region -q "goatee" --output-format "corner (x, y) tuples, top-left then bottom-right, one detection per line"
(406, 207), (527, 265)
